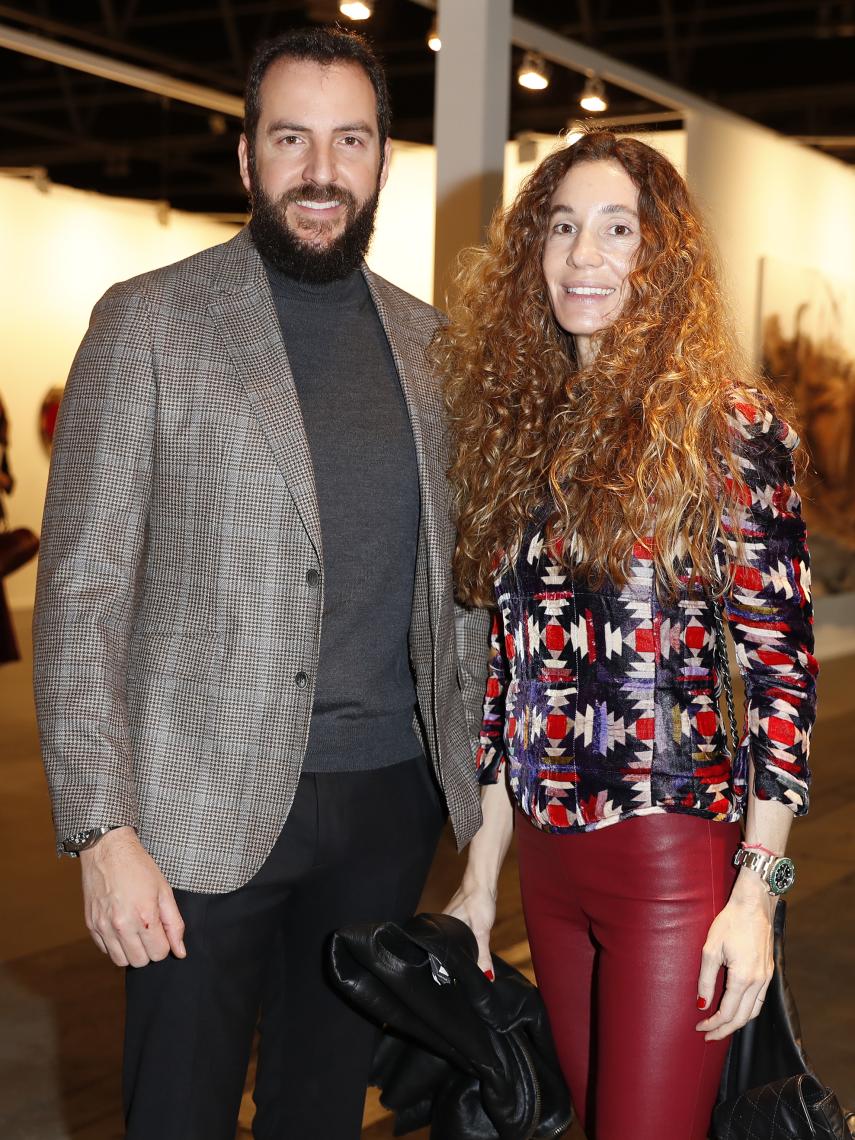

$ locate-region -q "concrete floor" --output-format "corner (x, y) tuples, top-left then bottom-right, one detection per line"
(2, 607), (852, 1139)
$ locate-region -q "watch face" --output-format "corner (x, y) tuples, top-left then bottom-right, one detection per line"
(769, 858), (796, 895)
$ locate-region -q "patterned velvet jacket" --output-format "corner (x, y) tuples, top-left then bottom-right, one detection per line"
(476, 401), (818, 833)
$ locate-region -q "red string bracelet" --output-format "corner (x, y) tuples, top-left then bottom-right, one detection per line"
(740, 841), (779, 858)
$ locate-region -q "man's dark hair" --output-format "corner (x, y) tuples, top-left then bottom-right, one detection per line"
(244, 25), (391, 156)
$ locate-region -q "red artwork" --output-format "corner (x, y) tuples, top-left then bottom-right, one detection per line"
(40, 387), (64, 450)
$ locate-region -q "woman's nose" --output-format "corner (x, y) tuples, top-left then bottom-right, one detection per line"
(568, 229), (603, 268)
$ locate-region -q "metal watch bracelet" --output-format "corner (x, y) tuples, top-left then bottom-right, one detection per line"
(732, 844), (797, 896)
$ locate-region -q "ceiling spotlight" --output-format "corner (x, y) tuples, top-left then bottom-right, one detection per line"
(579, 75), (608, 113)
(208, 112), (228, 136)
(426, 21), (441, 52)
(517, 52), (550, 91)
(339, 1), (373, 19)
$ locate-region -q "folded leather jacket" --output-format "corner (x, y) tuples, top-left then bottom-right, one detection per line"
(329, 912), (572, 1140)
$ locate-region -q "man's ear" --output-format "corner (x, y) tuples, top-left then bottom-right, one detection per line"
(238, 134), (252, 195)
(378, 138), (392, 191)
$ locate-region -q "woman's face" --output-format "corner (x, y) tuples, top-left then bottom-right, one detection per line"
(542, 158), (641, 364)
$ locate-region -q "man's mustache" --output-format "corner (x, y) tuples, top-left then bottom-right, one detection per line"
(279, 183), (358, 209)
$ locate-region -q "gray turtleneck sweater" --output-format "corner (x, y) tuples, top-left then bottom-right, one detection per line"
(264, 262), (422, 772)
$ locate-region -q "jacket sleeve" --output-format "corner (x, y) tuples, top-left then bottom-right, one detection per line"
(454, 600), (491, 750)
(33, 284), (156, 846)
(474, 611), (510, 784)
(718, 402), (817, 816)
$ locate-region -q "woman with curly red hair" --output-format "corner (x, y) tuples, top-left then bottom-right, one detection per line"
(440, 131), (816, 1139)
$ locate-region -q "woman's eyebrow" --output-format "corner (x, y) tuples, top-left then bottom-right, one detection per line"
(600, 203), (639, 217)
(547, 203), (638, 217)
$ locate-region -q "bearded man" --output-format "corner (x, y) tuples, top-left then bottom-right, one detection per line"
(34, 26), (489, 1140)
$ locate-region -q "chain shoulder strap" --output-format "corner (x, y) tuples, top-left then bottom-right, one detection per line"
(712, 592), (740, 756)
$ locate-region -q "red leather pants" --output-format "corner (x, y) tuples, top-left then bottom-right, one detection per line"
(516, 811), (740, 1140)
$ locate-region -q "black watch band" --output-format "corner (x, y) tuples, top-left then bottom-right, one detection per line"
(59, 825), (124, 857)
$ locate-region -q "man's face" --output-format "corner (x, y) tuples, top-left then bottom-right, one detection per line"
(238, 58), (391, 282)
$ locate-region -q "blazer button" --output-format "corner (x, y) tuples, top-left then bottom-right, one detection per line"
(306, 568), (320, 588)
(294, 671), (308, 688)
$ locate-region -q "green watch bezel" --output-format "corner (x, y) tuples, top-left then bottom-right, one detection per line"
(767, 856), (796, 896)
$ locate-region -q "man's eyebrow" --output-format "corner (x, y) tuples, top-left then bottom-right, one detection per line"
(266, 121), (309, 134)
(265, 120), (376, 135)
(336, 120), (375, 135)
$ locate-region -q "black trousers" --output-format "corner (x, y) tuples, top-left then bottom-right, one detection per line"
(123, 756), (445, 1139)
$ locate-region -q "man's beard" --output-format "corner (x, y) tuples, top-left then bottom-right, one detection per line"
(247, 154), (381, 284)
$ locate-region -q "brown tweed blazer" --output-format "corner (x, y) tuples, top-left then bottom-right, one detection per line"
(33, 228), (489, 893)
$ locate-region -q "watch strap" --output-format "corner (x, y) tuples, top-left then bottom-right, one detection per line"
(59, 824), (124, 857)
(733, 844), (796, 895)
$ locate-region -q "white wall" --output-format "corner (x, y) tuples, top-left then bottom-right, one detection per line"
(683, 114), (855, 645)
(369, 141), (435, 304)
(0, 142), (437, 611)
(0, 177), (241, 610)
(684, 110), (855, 358)
(3, 118), (855, 620)
(504, 129), (687, 205)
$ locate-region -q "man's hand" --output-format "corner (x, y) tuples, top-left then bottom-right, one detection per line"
(80, 826), (186, 968)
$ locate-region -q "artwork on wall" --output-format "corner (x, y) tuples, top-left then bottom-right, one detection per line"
(39, 386), (64, 451)
(759, 257), (855, 595)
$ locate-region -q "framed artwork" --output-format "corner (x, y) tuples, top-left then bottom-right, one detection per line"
(39, 386), (64, 451)
(759, 257), (855, 595)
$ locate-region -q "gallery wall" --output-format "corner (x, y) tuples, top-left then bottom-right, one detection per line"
(684, 110), (855, 359)
(504, 128), (687, 203)
(2, 110), (854, 624)
(0, 176), (237, 610)
(0, 142), (435, 610)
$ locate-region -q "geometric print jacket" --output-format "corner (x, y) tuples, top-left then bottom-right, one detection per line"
(476, 400), (817, 833)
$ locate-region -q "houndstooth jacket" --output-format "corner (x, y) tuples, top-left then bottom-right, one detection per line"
(33, 228), (490, 894)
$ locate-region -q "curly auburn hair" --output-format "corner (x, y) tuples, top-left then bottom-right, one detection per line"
(436, 130), (783, 608)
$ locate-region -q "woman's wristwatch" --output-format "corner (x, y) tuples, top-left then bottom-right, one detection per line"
(733, 844), (796, 895)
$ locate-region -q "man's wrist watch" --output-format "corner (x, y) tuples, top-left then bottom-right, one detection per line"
(733, 845), (796, 895)
(60, 825), (124, 857)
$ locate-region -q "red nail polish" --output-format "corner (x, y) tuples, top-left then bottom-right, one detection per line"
(484, 969), (495, 982)
(697, 996), (707, 1010)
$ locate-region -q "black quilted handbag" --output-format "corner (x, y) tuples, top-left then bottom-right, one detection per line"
(713, 1074), (847, 1140)
(329, 912), (572, 1140)
(710, 602), (852, 1139)
(711, 901), (851, 1139)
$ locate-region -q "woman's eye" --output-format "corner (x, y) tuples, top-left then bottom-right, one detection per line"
(611, 223), (632, 236)
(554, 223), (574, 235)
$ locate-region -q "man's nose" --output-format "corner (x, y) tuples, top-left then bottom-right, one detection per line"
(302, 142), (336, 186)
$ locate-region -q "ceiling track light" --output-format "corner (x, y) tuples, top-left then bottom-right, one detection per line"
(339, 1), (373, 20)
(579, 75), (608, 113)
(517, 51), (550, 91)
(426, 21), (441, 52)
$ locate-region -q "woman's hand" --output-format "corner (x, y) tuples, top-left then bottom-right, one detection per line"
(443, 778), (515, 977)
(444, 878), (497, 975)
(695, 875), (776, 1041)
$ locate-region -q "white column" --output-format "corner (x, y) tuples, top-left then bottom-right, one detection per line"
(433, 0), (512, 307)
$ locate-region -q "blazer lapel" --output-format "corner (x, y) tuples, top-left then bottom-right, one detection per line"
(363, 266), (447, 607)
(207, 230), (323, 560)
